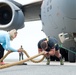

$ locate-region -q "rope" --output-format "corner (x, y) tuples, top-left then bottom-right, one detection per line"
(23, 49), (45, 63)
(0, 51), (12, 62)
(0, 50), (45, 63)
(0, 50), (45, 69)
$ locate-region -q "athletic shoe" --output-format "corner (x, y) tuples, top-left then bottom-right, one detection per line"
(60, 58), (64, 65)
(46, 58), (50, 65)
(0, 62), (5, 65)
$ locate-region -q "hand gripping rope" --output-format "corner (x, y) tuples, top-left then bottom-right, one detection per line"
(0, 50), (45, 69)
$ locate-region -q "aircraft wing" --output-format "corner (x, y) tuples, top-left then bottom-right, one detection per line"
(22, 1), (42, 22)
(0, 0), (42, 30)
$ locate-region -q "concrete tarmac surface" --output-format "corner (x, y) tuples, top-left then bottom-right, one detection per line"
(0, 61), (76, 75)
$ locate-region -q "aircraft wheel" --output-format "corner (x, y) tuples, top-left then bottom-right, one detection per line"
(68, 47), (75, 62)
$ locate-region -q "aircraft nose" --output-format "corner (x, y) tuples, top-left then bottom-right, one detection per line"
(60, 0), (76, 19)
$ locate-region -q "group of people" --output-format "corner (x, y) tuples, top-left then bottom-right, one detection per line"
(0, 29), (64, 65)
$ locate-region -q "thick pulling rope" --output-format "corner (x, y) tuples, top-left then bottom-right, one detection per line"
(0, 50), (45, 69)
(0, 51), (12, 62)
(0, 50), (45, 63)
(23, 49), (45, 63)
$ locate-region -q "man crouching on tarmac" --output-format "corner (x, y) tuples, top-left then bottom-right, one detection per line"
(37, 37), (64, 65)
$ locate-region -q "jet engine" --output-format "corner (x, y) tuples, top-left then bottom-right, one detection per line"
(0, 0), (24, 31)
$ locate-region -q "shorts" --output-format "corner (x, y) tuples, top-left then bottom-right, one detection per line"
(55, 44), (60, 51)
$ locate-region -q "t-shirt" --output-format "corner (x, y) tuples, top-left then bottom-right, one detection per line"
(38, 37), (58, 52)
(0, 30), (17, 52)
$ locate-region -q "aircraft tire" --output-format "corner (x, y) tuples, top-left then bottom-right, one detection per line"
(60, 48), (68, 61)
(68, 47), (75, 62)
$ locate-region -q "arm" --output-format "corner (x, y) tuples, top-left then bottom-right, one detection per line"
(3, 36), (18, 52)
(48, 48), (55, 56)
(48, 39), (56, 56)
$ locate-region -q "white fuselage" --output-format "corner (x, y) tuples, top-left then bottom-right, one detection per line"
(41, 0), (76, 45)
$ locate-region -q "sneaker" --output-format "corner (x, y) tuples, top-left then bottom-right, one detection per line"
(46, 58), (50, 65)
(0, 62), (5, 65)
(22, 63), (27, 65)
(18, 63), (27, 65)
(60, 59), (64, 65)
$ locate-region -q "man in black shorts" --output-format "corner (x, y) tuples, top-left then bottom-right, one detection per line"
(37, 37), (64, 65)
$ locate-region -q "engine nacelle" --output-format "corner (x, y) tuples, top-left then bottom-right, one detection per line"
(0, 0), (24, 31)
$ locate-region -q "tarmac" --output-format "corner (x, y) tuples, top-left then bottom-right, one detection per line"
(0, 60), (76, 75)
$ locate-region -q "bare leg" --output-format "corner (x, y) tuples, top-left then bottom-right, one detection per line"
(55, 50), (64, 65)
(55, 50), (61, 58)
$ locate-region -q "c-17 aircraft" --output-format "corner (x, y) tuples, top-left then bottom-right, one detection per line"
(0, 0), (76, 62)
